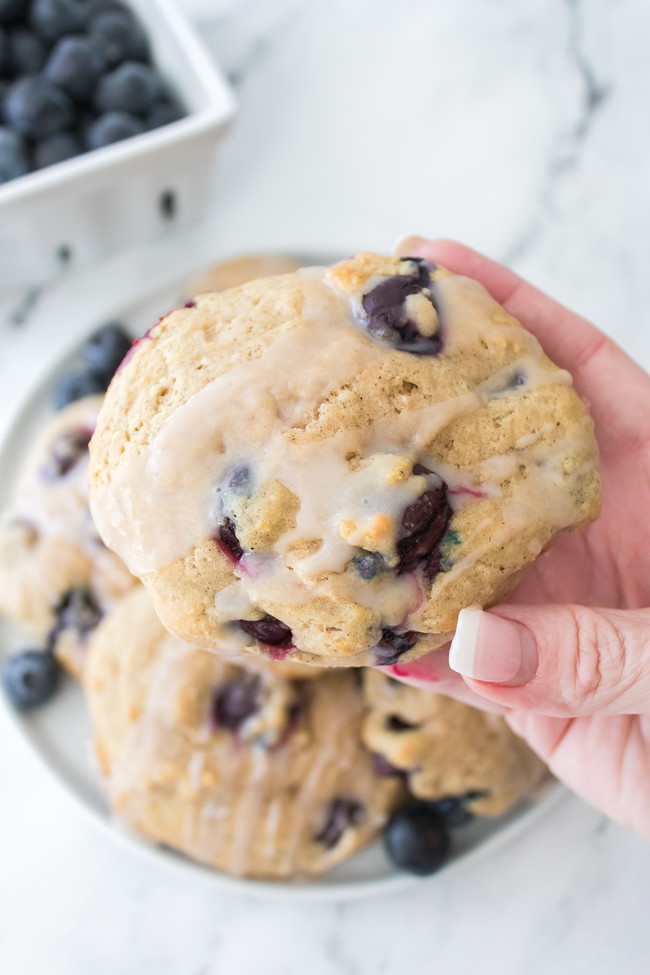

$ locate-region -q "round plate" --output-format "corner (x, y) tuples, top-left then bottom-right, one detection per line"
(0, 262), (562, 900)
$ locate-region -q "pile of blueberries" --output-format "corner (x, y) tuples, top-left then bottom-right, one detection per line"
(0, 0), (184, 184)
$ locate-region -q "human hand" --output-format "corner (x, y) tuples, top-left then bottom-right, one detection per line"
(386, 236), (650, 839)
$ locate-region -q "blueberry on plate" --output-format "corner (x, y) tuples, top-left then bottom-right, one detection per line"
(0, 0), (28, 27)
(2, 649), (61, 711)
(94, 60), (162, 117)
(426, 796), (476, 828)
(81, 322), (131, 377)
(0, 26), (7, 74)
(45, 36), (106, 104)
(34, 130), (82, 169)
(53, 370), (107, 410)
(4, 76), (74, 139)
(6, 28), (48, 75)
(89, 8), (148, 68)
(383, 802), (451, 875)
(0, 126), (28, 183)
(85, 109), (143, 149)
(30, 0), (95, 42)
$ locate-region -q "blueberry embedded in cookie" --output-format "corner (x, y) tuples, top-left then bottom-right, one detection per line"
(361, 257), (443, 355)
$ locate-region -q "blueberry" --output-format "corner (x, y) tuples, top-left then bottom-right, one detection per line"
(89, 9), (148, 68)
(146, 98), (183, 131)
(81, 321), (131, 377)
(212, 673), (261, 731)
(0, 0), (28, 26)
(374, 627), (421, 666)
(239, 614), (293, 648)
(51, 586), (102, 641)
(383, 803), (451, 876)
(0, 125), (28, 183)
(361, 263), (442, 356)
(53, 370), (107, 410)
(397, 485), (452, 578)
(4, 76), (74, 139)
(0, 27), (7, 74)
(85, 109), (143, 149)
(218, 517), (243, 563)
(315, 798), (365, 849)
(351, 551), (386, 581)
(6, 28), (48, 75)
(227, 466), (251, 494)
(45, 37), (105, 103)
(2, 649), (60, 711)
(30, 0), (95, 42)
(426, 796), (476, 828)
(95, 60), (162, 117)
(39, 427), (92, 479)
(34, 130), (82, 168)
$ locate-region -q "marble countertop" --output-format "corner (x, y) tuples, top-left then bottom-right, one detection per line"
(2, 0), (650, 972)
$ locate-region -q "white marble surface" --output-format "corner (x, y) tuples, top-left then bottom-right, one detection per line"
(2, 0), (650, 972)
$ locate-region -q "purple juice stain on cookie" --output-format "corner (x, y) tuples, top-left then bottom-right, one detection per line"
(314, 798), (365, 849)
(212, 673), (261, 731)
(361, 259), (442, 356)
(371, 752), (405, 778)
(39, 427), (93, 480)
(239, 614), (293, 649)
(374, 627), (422, 666)
(397, 483), (452, 579)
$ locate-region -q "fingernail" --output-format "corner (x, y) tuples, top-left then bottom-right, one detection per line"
(449, 607), (538, 685)
(393, 233), (428, 257)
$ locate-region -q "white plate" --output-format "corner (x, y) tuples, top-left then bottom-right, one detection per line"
(0, 267), (562, 901)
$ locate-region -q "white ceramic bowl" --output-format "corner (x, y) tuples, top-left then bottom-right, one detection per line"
(0, 0), (236, 292)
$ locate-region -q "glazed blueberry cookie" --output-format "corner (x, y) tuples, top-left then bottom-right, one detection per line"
(84, 588), (401, 880)
(0, 396), (136, 678)
(362, 670), (546, 816)
(89, 252), (600, 668)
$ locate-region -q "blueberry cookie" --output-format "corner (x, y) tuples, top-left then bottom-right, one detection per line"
(183, 254), (303, 299)
(362, 670), (546, 816)
(89, 252), (600, 668)
(0, 396), (135, 677)
(84, 588), (401, 880)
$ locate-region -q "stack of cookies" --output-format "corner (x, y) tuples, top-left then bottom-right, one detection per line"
(1, 251), (602, 880)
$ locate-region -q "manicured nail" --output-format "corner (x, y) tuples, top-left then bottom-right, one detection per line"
(449, 607), (538, 685)
(393, 233), (428, 257)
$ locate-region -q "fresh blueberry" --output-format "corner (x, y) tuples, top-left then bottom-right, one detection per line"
(2, 649), (60, 711)
(95, 60), (162, 116)
(51, 586), (102, 641)
(6, 28), (48, 74)
(383, 803), (451, 875)
(146, 98), (183, 131)
(89, 8), (148, 67)
(81, 321), (131, 377)
(0, 0), (28, 26)
(30, 0), (95, 42)
(53, 370), (107, 410)
(34, 130), (82, 168)
(426, 796), (476, 828)
(351, 551), (386, 581)
(85, 109), (143, 149)
(239, 614), (293, 648)
(0, 125), (28, 183)
(45, 36), (105, 103)
(373, 627), (421, 666)
(218, 518), (243, 563)
(4, 76), (74, 138)
(361, 263), (442, 356)
(315, 798), (365, 848)
(397, 484), (452, 578)
(0, 26), (7, 74)
(212, 673), (261, 731)
(39, 427), (92, 479)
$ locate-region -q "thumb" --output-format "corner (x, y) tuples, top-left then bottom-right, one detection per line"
(449, 604), (650, 716)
